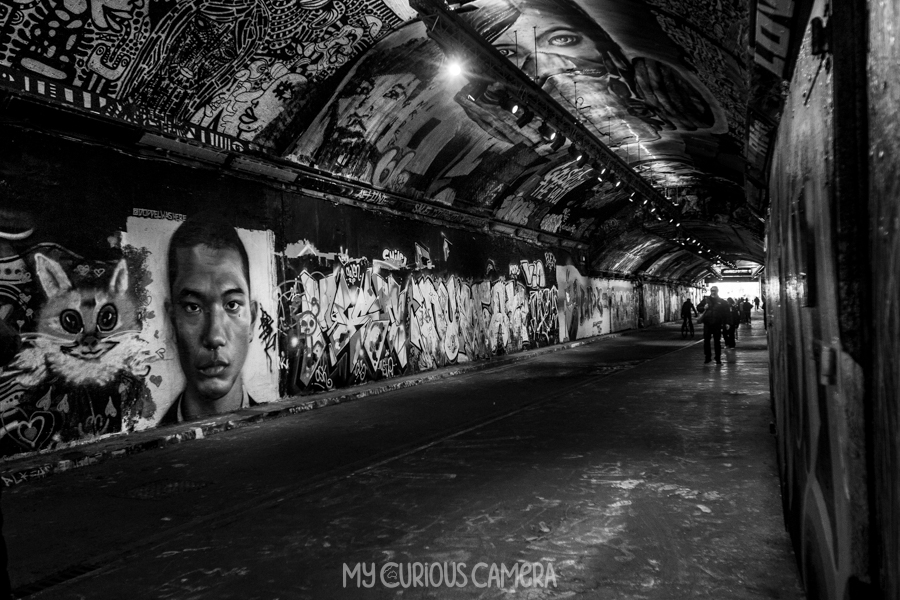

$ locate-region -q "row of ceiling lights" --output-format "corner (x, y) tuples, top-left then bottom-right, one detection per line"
(627, 187), (737, 267)
(427, 3), (734, 278)
(460, 65), (729, 267)
(465, 81), (630, 188)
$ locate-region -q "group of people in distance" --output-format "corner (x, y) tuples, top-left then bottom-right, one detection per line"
(681, 288), (761, 365)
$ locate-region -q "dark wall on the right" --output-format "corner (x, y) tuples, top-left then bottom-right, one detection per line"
(767, 0), (900, 598)
(867, 0), (900, 596)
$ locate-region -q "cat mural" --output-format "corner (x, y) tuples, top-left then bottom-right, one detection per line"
(0, 252), (155, 457)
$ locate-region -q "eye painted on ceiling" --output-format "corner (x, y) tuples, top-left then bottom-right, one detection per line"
(547, 32), (581, 47)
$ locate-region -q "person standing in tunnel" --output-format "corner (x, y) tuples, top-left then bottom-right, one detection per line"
(723, 297), (738, 348)
(681, 295), (698, 338)
(698, 286), (729, 365)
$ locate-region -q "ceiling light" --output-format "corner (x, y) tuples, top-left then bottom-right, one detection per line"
(539, 122), (556, 142)
(515, 107), (534, 127)
(550, 134), (566, 152)
(501, 97), (520, 114)
(568, 145), (582, 161)
(446, 59), (464, 77)
(465, 80), (488, 102)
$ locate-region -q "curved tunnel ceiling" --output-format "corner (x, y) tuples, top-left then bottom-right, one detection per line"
(0, 0), (771, 281)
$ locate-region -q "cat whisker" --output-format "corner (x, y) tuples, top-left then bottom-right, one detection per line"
(102, 329), (143, 341)
(19, 332), (73, 344)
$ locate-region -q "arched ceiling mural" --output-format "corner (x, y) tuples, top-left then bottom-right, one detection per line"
(0, 0), (790, 282)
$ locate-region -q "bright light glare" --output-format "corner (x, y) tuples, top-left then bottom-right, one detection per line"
(447, 60), (463, 77)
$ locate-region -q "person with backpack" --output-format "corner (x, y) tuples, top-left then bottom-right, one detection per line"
(723, 298), (739, 348)
(698, 286), (730, 365)
(681, 296), (698, 338)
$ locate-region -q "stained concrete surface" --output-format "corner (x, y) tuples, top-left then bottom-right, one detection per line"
(6, 321), (804, 598)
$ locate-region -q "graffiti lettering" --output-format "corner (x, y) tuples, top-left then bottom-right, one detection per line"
(381, 249), (408, 269)
(131, 208), (187, 221)
(258, 307), (277, 372)
(1, 464), (51, 487)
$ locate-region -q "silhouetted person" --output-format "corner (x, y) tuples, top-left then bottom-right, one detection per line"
(742, 299), (752, 324)
(699, 286), (729, 365)
(723, 298), (738, 348)
(753, 296), (760, 311)
(681, 297), (697, 337)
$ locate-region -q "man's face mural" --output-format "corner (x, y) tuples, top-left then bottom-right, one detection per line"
(169, 244), (256, 408)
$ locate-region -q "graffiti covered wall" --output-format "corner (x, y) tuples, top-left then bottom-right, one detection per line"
(556, 266), (701, 340)
(0, 127), (570, 458)
(0, 235), (154, 456)
(556, 265), (639, 341)
(276, 244), (560, 395)
(0, 129), (698, 460)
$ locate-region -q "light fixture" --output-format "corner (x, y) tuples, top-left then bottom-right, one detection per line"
(446, 59), (463, 77)
(515, 107), (534, 127)
(550, 134), (566, 152)
(568, 145), (588, 167)
(501, 96), (520, 114)
(538, 122), (555, 141)
(465, 80), (488, 102)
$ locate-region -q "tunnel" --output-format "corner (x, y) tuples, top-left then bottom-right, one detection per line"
(0, 0), (896, 598)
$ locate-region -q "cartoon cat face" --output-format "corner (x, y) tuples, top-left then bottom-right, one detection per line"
(3, 254), (153, 388)
(34, 254), (137, 361)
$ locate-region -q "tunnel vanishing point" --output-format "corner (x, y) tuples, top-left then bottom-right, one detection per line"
(0, 1), (897, 599)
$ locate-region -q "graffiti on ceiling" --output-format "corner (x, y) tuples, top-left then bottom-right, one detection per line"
(0, 0), (768, 276)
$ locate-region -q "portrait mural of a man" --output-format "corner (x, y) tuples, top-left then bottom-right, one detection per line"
(161, 214), (259, 423)
(125, 212), (278, 428)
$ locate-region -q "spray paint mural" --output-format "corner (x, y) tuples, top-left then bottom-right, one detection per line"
(277, 243), (559, 395)
(0, 206), (283, 458)
(124, 215), (279, 429)
(0, 0), (412, 144)
(0, 217), (155, 457)
(0, 135), (699, 461)
(556, 265), (638, 342)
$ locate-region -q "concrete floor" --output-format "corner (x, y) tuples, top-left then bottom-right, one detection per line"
(5, 319), (804, 599)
